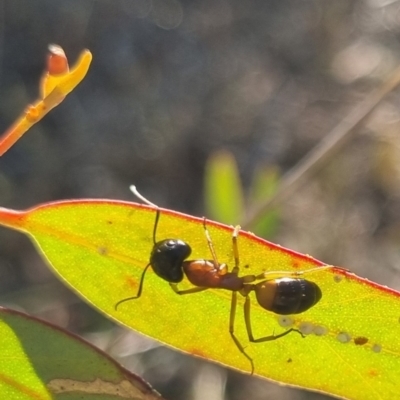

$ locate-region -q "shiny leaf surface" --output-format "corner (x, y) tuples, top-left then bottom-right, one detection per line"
(0, 200), (398, 399)
(0, 307), (163, 400)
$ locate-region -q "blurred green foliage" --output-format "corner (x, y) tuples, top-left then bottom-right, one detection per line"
(204, 150), (280, 238)
(1, 1), (400, 399)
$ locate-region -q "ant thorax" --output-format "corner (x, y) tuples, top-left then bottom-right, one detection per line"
(183, 260), (244, 291)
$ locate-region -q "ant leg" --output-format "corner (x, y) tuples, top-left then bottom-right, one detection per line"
(232, 226), (258, 285)
(202, 218), (221, 270)
(216, 224), (254, 372)
(169, 283), (208, 295)
(230, 225), (255, 373)
(243, 295), (302, 343)
(254, 265), (336, 281)
(231, 225), (241, 275)
(114, 263), (152, 310)
(229, 290), (255, 374)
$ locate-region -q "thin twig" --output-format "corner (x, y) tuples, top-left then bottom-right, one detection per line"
(242, 66), (400, 230)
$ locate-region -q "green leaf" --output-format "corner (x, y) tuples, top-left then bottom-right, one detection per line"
(204, 150), (244, 224)
(249, 165), (281, 237)
(0, 200), (399, 400)
(0, 307), (163, 399)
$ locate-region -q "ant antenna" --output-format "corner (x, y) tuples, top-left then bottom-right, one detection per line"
(130, 185), (157, 207)
(129, 185), (160, 245)
(116, 186), (164, 310)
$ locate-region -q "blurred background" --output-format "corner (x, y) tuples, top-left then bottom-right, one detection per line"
(1, 0), (400, 399)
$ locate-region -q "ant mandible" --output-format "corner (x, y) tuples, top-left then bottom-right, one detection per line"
(115, 186), (326, 374)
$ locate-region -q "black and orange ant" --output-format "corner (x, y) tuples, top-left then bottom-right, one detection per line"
(115, 186), (325, 373)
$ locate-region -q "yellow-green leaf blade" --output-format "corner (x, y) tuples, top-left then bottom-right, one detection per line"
(0, 307), (163, 400)
(0, 200), (399, 399)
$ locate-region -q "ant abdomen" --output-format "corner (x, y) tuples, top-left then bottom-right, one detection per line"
(150, 239), (191, 283)
(255, 278), (322, 315)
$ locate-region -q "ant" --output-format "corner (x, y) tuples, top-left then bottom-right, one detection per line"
(115, 186), (327, 374)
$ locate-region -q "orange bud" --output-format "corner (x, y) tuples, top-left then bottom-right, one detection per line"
(47, 44), (69, 75)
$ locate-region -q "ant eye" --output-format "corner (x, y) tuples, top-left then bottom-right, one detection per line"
(166, 240), (175, 247)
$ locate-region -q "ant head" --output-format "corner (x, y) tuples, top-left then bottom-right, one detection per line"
(150, 239), (192, 283)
